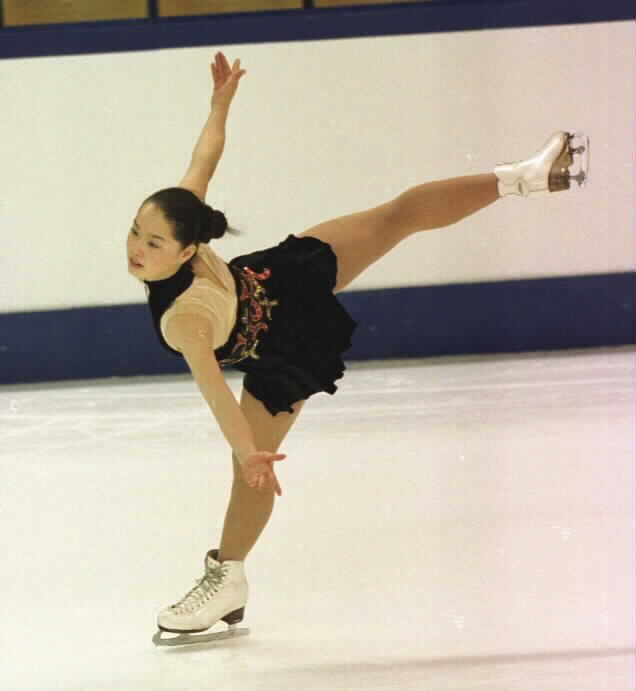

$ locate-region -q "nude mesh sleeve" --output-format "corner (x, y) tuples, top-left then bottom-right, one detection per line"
(160, 299), (226, 352)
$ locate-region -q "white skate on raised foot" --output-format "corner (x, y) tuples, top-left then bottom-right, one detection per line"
(152, 549), (249, 647)
(495, 131), (590, 197)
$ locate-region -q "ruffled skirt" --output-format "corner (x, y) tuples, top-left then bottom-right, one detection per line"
(214, 234), (357, 416)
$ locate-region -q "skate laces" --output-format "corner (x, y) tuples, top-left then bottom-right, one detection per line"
(171, 563), (228, 614)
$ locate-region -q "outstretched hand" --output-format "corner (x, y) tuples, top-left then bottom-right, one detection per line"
(211, 51), (247, 108)
(241, 451), (287, 497)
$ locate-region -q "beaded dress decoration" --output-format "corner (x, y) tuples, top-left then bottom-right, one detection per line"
(144, 260), (279, 365)
(217, 266), (279, 366)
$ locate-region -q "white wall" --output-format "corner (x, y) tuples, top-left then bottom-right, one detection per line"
(0, 20), (633, 313)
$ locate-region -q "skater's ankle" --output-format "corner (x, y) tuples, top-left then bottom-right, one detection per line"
(218, 551), (245, 563)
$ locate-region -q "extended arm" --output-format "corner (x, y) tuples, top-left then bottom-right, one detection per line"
(179, 113), (225, 201)
(180, 54), (246, 200)
(167, 314), (257, 463)
(187, 103), (228, 177)
(165, 313), (287, 495)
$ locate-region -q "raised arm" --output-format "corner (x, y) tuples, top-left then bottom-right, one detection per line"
(179, 53), (247, 201)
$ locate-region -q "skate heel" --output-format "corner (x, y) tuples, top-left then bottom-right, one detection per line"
(221, 607), (245, 625)
(560, 132), (589, 189)
(548, 170), (571, 192)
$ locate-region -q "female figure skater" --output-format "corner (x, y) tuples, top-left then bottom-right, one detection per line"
(130, 53), (588, 646)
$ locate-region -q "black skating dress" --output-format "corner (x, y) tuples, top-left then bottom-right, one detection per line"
(144, 234), (358, 416)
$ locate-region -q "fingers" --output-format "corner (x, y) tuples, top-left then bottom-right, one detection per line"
(213, 51), (227, 68)
(212, 52), (231, 72)
(264, 471), (282, 497)
(211, 52), (228, 78)
(250, 467), (282, 496)
(274, 475), (282, 497)
(211, 53), (246, 86)
(243, 454), (286, 494)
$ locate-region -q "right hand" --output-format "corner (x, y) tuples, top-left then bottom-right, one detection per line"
(240, 450), (287, 497)
(211, 52), (247, 108)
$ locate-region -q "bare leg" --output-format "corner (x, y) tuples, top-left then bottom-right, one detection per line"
(299, 173), (500, 293)
(218, 390), (305, 562)
(218, 454), (276, 561)
(391, 173), (499, 233)
(217, 175), (501, 562)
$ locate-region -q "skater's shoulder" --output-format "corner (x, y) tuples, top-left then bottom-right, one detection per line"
(162, 307), (218, 356)
(192, 245), (233, 293)
(160, 281), (235, 354)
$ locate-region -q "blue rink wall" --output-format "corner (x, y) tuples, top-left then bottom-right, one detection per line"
(1, 0), (634, 385)
(0, 272), (633, 385)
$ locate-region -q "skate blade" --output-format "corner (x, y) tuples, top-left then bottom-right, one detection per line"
(549, 132), (590, 191)
(566, 131), (590, 187)
(152, 624), (250, 647)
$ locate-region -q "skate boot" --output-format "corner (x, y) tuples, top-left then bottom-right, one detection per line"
(152, 549), (249, 647)
(495, 131), (590, 197)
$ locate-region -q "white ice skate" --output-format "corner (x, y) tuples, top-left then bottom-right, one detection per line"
(152, 549), (249, 647)
(495, 131), (590, 197)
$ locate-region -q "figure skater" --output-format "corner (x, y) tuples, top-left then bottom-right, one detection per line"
(128, 53), (588, 646)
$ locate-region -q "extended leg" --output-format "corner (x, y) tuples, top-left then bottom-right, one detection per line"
(300, 131), (587, 293)
(390, 173), (499, 234)
(299, 173), (499, 293)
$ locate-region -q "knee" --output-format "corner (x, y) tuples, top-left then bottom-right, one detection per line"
(230, 453), (276, 498)
(231, 452), (245, 480)
(385, 197), (416, 238)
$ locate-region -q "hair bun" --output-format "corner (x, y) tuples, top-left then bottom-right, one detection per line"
(199, 204), (228, 243)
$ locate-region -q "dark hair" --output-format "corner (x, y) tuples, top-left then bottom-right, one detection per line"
(142, 187), (241, 250)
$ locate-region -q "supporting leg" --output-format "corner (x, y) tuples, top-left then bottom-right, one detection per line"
(217, 389), (305, 563)
(218, 453), (276, 562)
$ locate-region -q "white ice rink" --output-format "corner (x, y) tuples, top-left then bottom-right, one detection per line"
(1, 347), (634, 691)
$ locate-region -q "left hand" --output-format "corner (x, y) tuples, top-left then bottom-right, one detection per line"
(211, 52), (247, 108)
(240, 450), (287, 497)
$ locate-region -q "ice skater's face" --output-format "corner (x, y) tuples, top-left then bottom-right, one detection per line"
(127, 202), (196, 282)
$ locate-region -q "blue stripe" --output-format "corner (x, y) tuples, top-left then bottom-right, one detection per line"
(1, 0), (633, 60)
(1, 273), (633, 385)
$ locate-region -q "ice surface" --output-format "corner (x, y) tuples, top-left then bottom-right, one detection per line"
(0, 347), (633, 691)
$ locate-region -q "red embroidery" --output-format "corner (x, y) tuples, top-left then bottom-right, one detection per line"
(243, 266), (271, 281)
(217, 266), (279, 366)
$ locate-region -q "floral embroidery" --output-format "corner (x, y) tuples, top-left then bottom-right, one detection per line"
(217, 265), (279, 366)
